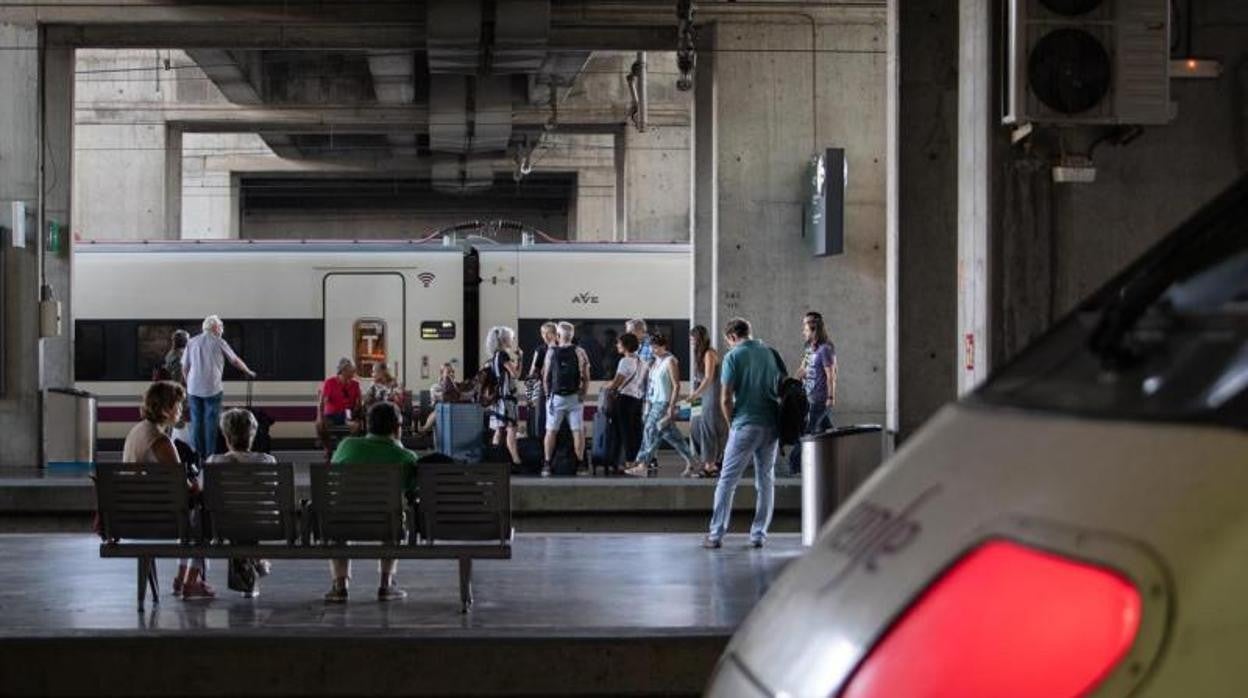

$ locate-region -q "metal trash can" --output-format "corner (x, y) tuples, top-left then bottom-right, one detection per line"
(43, 387), (97, 471)
(800, 425), (884, 545)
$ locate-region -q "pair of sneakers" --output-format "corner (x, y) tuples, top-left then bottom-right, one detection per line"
(701, 537), (766, 549)
(323, 580), (408, 603)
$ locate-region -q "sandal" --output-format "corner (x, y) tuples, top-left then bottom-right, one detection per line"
(623, 464), (650, 478)
(695, 466), (720, 479)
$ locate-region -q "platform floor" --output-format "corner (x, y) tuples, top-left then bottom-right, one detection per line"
(0, 533), (802, 696)
(0, 533), (801, 634)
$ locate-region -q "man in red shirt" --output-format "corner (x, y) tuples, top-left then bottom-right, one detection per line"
(317, 358), (362, 457)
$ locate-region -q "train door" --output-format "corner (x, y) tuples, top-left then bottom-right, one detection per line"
(323, 272), (406, 384)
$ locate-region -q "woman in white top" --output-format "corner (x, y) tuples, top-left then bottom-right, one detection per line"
(122, 381), (216, 599)
(206, 408), (275, 598)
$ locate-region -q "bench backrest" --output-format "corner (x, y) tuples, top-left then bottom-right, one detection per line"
(203, 463), (297, 544)
(95, 462), (190, 542)
(418, 462), (511, 543)
(309, 463), (404, 544)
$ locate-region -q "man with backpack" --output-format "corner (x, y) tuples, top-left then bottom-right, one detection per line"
(541, 321), (591, 478)
(704, 317), (785, 549)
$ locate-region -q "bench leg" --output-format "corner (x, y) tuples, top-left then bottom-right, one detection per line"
(458, 557), (473, 613)
(137, 558), (148, 612)
(147, 558), (160, 607)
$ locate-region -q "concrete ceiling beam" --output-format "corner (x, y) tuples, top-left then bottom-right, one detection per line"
(77, 102), (689, 133)
(43, 24), (675, 51)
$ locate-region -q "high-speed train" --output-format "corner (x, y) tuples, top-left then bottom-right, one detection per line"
(73, 240), (691, 448)
(708, 177), (1248, 697)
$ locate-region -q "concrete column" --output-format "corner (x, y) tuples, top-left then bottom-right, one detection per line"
(897, 0), (959, 439)
(0, 20), (74, 467)
(613, 129), (627, 241)
(957, 0), (993, 394)
(164, 125), (183, 237)
(691, 25), (716, 335)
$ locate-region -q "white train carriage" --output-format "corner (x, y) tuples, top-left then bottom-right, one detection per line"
(73, 240), (691, 448)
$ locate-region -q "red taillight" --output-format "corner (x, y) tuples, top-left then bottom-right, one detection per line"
(841, 540), (1141, 698)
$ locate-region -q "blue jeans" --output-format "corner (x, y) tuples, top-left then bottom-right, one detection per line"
(787, 403), (833, 475)
(635, 403), (695, 466)
(708, 424), (779, 543)
(188, 392), (223, 460)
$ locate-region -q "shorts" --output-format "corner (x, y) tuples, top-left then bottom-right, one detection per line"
(546, 394), (584, 432)
(490, 399), (518, 430)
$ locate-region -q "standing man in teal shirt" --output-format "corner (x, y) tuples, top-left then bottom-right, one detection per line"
(704, 317), (782, 549)
(324, 401), (417, 603)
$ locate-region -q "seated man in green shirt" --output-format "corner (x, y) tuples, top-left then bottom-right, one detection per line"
(324, 401), (418, 603)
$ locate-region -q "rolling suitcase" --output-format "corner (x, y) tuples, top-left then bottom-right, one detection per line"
(434, 403), (486, 462)
(589, 410), (613, 475)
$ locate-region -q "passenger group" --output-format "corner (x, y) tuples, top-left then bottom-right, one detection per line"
(120, 310), (839, 601)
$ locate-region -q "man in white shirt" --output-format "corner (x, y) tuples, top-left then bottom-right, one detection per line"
(183, 315), (255, 459)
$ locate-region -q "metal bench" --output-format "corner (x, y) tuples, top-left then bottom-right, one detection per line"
(96, 461), (512, 612)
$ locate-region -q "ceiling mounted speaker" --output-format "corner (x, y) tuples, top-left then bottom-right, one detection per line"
(1039, 0), (1104, 16)
(1027, 27), (1112, 114)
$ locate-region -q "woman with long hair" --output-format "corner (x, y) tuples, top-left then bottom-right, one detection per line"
(626, 333), (697, 478)
(485, 326), (523, 467)
(687, 325), (727, 477)
(123, 380), (216, 599)
(787, 311), (837, 475)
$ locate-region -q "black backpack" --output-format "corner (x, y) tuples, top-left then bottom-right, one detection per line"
(549, 346), (582, 396)
(771, 348), (808, 446)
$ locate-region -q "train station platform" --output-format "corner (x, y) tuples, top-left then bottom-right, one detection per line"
(0, 453), (803, 533)
(0, 533), (802, 696)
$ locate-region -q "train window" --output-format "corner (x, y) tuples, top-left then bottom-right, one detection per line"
(75, 321), (106, 380)
(353, 318), (387, 379)
(517, 318), (691, 381)
(421, 320), (457, 340)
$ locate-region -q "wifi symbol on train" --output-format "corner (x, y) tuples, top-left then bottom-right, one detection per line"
(417, 272), (436, 288)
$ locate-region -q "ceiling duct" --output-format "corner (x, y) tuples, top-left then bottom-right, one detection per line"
(493, 0), (550, 74)
(473, 77), (514, 152)
(429, 74), (470, 152)
(366, 50), (416, 104)
(427, 0), (482, 74)
(432, 156), (494, 194)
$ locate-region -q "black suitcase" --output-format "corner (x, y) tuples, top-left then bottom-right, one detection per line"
(551, 422), (579, 476)
(516, 437), (545, 475)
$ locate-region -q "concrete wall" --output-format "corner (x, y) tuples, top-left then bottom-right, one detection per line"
(710, 10), (888, 426)
(73, 50), (197, 240)
(992, 0), (1248, 366)
(1051, 6), (1248, 314)
(0, 20), (75, 468)
(73, 49), (694, 244)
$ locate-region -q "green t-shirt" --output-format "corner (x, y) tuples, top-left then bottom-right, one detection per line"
(331, 434), (419, 495)
(720, 339), (781, 429)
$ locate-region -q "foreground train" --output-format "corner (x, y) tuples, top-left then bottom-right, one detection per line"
(709, 177), (1248, 697)
(74, 241), (691, 448)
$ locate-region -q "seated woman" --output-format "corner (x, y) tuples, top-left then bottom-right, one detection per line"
(123, 380), (216, 600)
(317, 357), (362, 458)
(419, 361), (460, 433)
(363, 363), (404, 411)
(206, 408), (275, 598)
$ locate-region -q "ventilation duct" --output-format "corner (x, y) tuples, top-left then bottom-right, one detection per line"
(427, 0), (482, 73)
(429, 74), (470, 152)
(432, 157), (494, 194)
(493, 0), (550, 73)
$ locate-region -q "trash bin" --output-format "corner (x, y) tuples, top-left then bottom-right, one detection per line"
(800, 425), (884, 546)
(43, 387), (97, 471)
